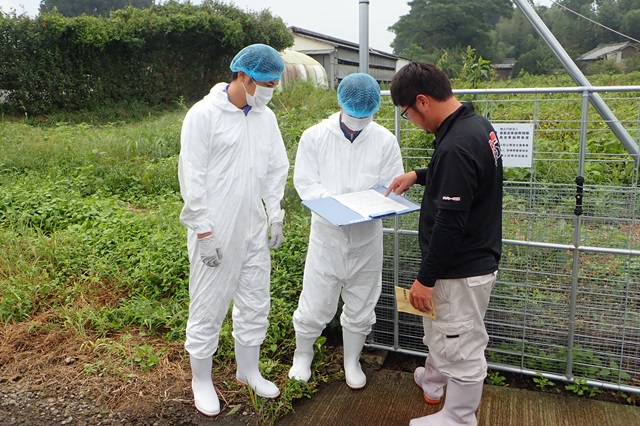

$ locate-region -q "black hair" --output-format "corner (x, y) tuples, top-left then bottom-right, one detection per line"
(390, 61), (453, 107)
(230, 71), (255, 83)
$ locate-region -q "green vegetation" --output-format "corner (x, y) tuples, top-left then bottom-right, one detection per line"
(486, 370), (507, 386)
(392, 0), (640, 76)
(565, 378), (604, 397)
(39, 0), (154, 17)
(1, 74), (639, 422)
(0, 1), (293, 115)
(533, 373), (556, 392)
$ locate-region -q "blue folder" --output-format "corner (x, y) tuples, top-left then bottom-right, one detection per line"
(302, 186), (420, 227)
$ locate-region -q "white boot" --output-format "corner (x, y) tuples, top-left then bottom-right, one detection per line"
(235, 341), (280, 399)
(409, 379), (483, 426)
(189, 355), (220, 417)
(288, 334), (316, 382)
(342, 328), (367, 390)
(414, 355), (447, 404)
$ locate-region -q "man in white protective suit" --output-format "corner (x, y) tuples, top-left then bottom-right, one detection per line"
(178, 44), (289, 417)
(288, 73), (405, 389)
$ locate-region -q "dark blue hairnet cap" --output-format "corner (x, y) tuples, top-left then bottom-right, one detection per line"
(230, 44), (285, 82)
(337, 73), (381, 118)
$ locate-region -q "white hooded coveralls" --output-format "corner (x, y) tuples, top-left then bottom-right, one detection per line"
(178, 83), (289, 359)
(293, 112), (404, 338)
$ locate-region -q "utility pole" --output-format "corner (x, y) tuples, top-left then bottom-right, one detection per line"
(359, 0), (369, 73)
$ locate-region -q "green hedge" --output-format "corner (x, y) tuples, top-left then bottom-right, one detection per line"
(0, 0), (293, 115)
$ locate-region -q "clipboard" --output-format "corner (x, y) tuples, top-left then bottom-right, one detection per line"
(395, 286), (436, 320)
(302, 186), (420, 227)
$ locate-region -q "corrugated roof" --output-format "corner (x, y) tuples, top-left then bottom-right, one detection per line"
(578, 42), (632, 61)
(491, 58), (517, 69)
(289, 26), (402, 60)
(492, 63), (515, 69)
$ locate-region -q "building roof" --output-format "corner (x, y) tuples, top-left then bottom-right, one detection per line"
(289, 26), (402, 60)
(577, 42), (635, 61)
(491, 58), (517, 69)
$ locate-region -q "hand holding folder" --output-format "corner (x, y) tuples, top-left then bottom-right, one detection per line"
(302, 186), (420, 227)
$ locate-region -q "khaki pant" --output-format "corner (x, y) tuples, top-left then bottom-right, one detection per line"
(422, 272), (496, 384)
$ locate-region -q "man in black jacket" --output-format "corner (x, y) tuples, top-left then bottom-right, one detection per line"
(386, 61), (502, 426)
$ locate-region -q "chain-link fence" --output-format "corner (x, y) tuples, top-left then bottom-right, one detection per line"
(370, 86), (640, 394)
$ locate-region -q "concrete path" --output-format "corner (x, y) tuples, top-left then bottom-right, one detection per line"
(276, 369), (640, 426)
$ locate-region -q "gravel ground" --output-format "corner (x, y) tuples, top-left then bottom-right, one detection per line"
(0, 319), (261, 426)
(1, 379), (134, 425)
(0, 376), (259, 426)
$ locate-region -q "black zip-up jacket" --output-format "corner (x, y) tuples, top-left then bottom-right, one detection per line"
(414, 102), (503, 287)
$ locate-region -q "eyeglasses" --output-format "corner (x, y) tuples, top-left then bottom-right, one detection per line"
(401, 105), (412, 120)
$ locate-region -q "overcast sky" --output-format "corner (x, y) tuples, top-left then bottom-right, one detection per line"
(1, 0), (553, 53)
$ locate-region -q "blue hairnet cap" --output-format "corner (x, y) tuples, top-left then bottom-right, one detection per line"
(230, 44), (285, 82)
(337, 73), (381, 118)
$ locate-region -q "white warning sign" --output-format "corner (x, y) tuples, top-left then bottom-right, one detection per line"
(492, 123), (534, 168)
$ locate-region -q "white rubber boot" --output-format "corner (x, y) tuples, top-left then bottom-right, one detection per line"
(235, 341), (280, 399)
(409, 379), (484, 426)
(414, 355), (447, 404)
(288, 334), (316, 382)
(189, 355), (220, 417)
(342, 328), (367, 390)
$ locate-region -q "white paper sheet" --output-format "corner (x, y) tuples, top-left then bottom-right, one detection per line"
(333, 189), (409, 219)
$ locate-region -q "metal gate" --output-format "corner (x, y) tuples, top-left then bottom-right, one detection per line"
(369, 86), (640, 394)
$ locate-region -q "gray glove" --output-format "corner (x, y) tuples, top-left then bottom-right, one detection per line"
(268, 222), (284, 250)
(198, 234), (223, 267)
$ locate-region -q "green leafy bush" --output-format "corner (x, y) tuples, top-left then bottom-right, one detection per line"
(0, 1), (293, 115)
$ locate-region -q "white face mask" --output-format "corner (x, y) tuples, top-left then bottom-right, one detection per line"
(341, 112), (373, 131)
(243, 81), (274, 108)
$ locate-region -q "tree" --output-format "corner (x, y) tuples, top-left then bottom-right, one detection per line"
(512, 47), (562, 76)
(591, 0), (623, 44)
(538, 5), (587, 58)
(492, 9), (544, 59)
(556, 0), (594, 10)
(398, 42), (435, 62)
(39, 0), (153, 17)
(389, 0), (513, 59)
(621, 9), (640, 40)
(617, 0), (640, 13)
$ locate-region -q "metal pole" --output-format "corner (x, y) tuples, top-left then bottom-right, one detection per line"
(359, 0), (369, 73)
(565, 91), (589, 379)
(512, 0), (640, 165)
(330, 49), (337, 89)
(392, 219), (400, 350)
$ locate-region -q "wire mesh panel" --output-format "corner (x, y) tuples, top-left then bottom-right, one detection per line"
(487, 244), (573, 375)
(370, 87), (640, 393)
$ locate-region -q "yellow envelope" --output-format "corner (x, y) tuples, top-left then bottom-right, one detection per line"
(394, 286), (436, 320)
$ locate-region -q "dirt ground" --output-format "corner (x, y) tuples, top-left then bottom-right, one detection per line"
(1, 314), (634, 426)
(0, 315), (264, 426)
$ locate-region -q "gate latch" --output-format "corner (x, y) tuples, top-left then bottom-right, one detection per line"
(574, 176), (584, 216)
